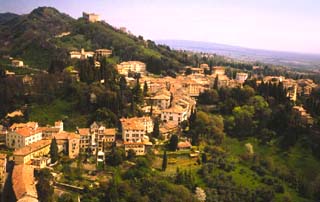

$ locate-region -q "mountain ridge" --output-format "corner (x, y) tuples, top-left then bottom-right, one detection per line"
(157, 39), (320, 69)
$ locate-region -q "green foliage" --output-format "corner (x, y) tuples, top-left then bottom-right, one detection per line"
(36, 169), (54, 202)
(198, 89), (219, 105)
(50, 137), (59, 163)
(213, 75), (219, 90)
(127, 149), (136, 161)
(58, 193), (77, 202)
(152, 118), (160, 139)
(168, 135), (179, 151)
(162, 151), (168, 171)
(107, 147), (125, 166)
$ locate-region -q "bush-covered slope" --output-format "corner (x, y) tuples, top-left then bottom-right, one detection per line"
(0, 7), (187, 73)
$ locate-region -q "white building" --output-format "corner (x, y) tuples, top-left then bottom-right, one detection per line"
(83, 12), (100, 22)
(147, 94), (171, 109)
(116, 61), (146, 76)
(213, 66), (225, 75)
(124, 142), (147, 156)
(236, 72), (248, 83)
(161, 105), (188, 125)
(120, 117), (153, 142)
(7, 123), (42, 149)
(11, 60), (24, 67)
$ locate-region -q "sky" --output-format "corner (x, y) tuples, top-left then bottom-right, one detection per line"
(1, 0), (320, 54)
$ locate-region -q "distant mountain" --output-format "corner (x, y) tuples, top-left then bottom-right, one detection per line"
(0, 7), (185, 72)
(0, 12), (19, 24)
(157, 40), (320, 70)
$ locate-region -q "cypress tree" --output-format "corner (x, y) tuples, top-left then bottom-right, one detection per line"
(50, 137), (59, 164)
(153, 118), (160, 138)
(162, 150), (167, 171)
(213, 75), (219, 90)
(143, 81), (148, 96)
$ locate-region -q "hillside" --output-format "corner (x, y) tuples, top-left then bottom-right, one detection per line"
(0, 12), (19, 24)
(0, 7), (186, 73)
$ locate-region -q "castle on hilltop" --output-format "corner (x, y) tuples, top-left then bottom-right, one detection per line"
(83, 12), (100, 23)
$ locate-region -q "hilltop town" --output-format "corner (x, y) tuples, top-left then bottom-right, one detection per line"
(1, 8), (320, 202)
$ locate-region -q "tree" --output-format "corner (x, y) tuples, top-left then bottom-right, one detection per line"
(50, 137), (59, 164)
(127, 149), (136, 160)
(107, 147), (124, 166)
(232, 105), (255, 137)
(143, 81), (148, 96)
(162, 151), (168, 171)
(152, 118), (160, 138)
(198, 89), (219, 105)
(36, 169), (54, 202)
(201, 153), (207, 163)
(58, 193), (76, 202)
(213, 75), (219, 90)
(168, 135), (179, 151)
(185, 68), (192, 75)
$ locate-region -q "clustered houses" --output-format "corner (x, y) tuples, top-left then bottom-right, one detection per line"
(4, 121), (82, 168)
(120, 117), (153, 156)
(116, 61), (147, 76)
(260, 76), (318, 102)
(184, 65), (249, 89)
(292, 106), (314, 127)
(76, 122), (117, 154)
(69, 48), (112, 60)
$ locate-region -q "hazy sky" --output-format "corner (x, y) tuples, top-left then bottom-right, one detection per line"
(1, 0), (320, 54)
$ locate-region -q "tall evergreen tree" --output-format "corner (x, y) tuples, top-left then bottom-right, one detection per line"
(168, 135), (179, 151)
(213, 75), (219, 90)
(143, 81), (148, 96)
(50, 137), (59, 163)
(153, 118), (160, 138)
(162, 150), (167, 171)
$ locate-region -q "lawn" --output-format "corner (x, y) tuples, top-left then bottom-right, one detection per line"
(29, 99), (89, 131)
(222, 136), (316, 202)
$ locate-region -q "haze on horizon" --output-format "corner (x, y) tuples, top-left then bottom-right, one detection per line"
(1, 0), (320, 55)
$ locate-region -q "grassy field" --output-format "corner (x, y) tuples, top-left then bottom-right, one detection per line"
(29, 99), (89, 131)
(222, 136), (315, 202)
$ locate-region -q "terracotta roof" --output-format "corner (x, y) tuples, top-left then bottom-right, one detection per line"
(12, 165), (38, 201)
(69, 51), (81, 55)
(0, 153), (7, 159)
(120, 117), (152, 131)
(0, 159), (5, 166)
(162, 105), (186, 114)
(77, 128), (90, 136)
(103, 128), (116, 135)
(13, 139), (51, 156)
(119, 61), (145, 66)
(151, 94), (171, 100)
(54, 132), (79, 140)
(178, 141), (192, 149)
(10, 122), (38, 130)
(121, 121), (145, 131)
(40, 127), (60, 133)
(96, 49), (112, 52)
(14, 128), (42, 137)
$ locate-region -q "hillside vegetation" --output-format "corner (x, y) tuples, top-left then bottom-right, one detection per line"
(0, 7), (189, 73)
